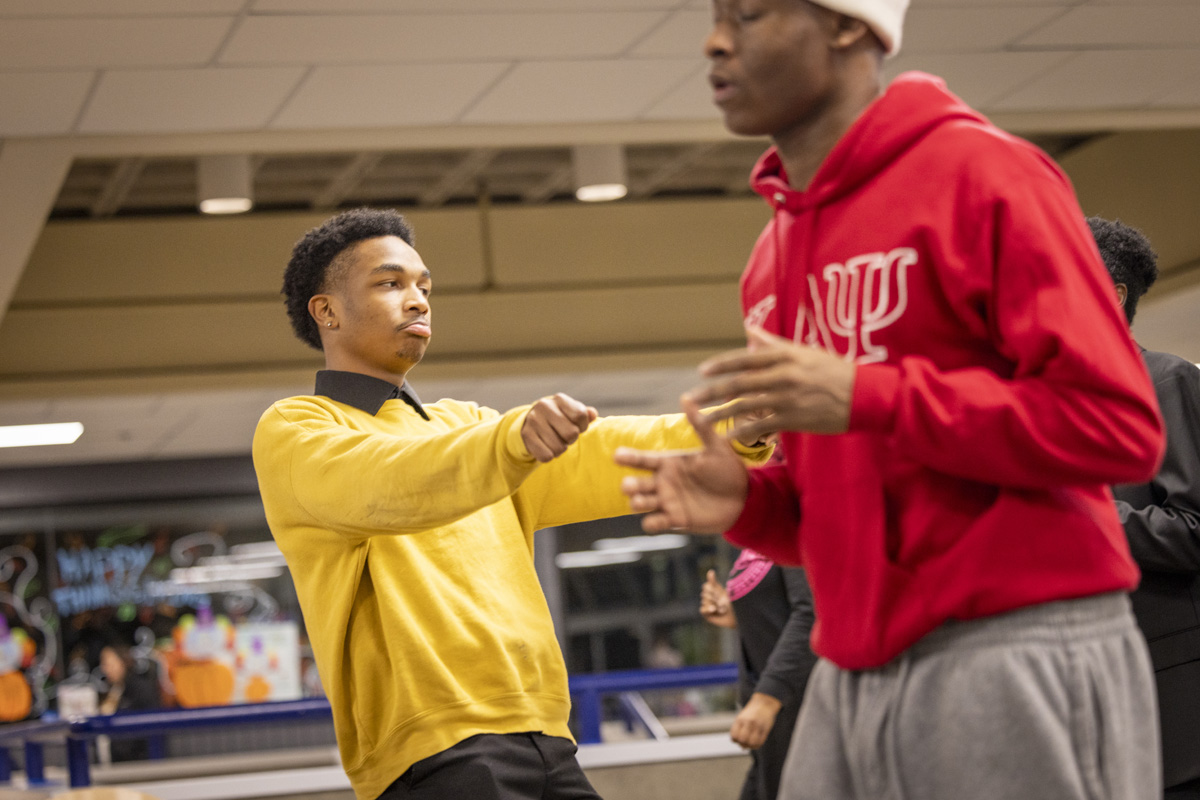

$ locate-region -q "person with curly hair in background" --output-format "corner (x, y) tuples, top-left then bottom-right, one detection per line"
(1091, 216), (1200, 800)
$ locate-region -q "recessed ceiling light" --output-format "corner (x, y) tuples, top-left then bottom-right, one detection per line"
(573, 144), (627, 203)
(0, 422), (84, 448)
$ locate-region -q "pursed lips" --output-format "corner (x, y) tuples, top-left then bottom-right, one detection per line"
(399, 318), (431, 337)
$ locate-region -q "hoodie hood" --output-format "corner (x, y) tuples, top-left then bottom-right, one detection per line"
(751, 72), (987, 209)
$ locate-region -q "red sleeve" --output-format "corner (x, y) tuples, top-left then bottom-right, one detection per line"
(724, 463), (803, 566)
(850, 161), (1164, 489)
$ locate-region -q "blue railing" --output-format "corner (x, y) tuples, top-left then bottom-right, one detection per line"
(570, 663), (737, 745)
(0, 663), (738, 788)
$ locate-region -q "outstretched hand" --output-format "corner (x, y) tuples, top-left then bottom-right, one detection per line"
(522, 393), (599, 463)
(614, 396), (749, 534)
(689, 325), (855, 441)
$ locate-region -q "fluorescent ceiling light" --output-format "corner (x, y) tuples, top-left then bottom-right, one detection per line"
(592, 534), (689, 554)
(555, 551), (641, 570)
(0, 422), (84, 448)
(226, 541), (286, 564)
(170, 564), (284, 585)
(230, 541), (282, 558)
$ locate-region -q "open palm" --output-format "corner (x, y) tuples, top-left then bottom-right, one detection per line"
(615, 397), (749, 534)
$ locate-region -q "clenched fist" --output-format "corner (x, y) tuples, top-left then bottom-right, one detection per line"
(521, 393), (598, 462)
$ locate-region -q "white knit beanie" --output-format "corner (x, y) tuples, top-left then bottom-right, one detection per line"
(810, 0), (910, 55)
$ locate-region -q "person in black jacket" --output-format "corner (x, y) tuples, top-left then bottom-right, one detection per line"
(701, 549), (817, 800)
(98, 643), (162, 761)
(1091, 216), (1200, 799)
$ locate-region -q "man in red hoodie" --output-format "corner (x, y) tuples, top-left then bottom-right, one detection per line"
(616, 1), (1167, 798)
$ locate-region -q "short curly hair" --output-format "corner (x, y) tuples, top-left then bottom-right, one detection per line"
(283, 208), (416, 350)
(1087, 216), (1158, 325)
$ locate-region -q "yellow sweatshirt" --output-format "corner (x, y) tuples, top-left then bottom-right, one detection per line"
(252, 378), (769, 800)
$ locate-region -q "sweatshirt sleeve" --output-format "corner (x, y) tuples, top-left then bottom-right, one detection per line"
(753, 567), (818, 708)
(849, 159), (1163, 489)
(253, 399), (538, 538)
(1117, 360), (1200, 573)
(520, 412), (773, 530)
(724, 463), (803, 565)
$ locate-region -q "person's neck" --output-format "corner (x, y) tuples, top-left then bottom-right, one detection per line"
(773, 62), (883, 191)
(324, 354), (409, 388)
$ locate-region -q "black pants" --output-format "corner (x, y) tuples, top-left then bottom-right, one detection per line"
(377, 732), (602, 800)
(1166, 775), (1200, 800)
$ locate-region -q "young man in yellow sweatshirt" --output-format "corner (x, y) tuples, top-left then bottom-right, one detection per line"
(252, 208), (770, 800)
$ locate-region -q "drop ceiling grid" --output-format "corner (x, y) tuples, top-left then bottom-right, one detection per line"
(217, 11), (670, 64)
(0, 16), (237, 69)
(902, 6), (1068, 54)
(77, 67), (307, 134)
(990, 49), (1200, 111)
(0, 1), (248, 17)
(249, 0), (685, 12)
(0, 72), (95, 136)
(268, 62), (511, 129)
(1017, 4), (1200, 48)
(463, 59), (701, 123)
(883, 51), (1076, 110)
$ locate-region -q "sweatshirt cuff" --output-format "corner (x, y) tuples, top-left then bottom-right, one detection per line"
(849, 363), (901, 433)
(505, 405), (537, 464)
(753, 674), (794, 707)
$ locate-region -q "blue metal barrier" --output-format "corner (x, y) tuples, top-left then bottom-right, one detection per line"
(570, 663), (738, 745)
(0, 664), (738, 788)
(0, 719), (70, 787)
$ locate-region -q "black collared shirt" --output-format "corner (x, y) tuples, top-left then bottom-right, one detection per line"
(314, 370), (430, 420)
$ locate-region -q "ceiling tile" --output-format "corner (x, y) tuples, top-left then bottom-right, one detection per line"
(0, 0), (245, 15)
(901, 7), (1066, 54)
(0, 72), (94, 135)
(639, 62), (720, 120)
(78, 68), (306, 134)
(0, 17), (235, 69)
(270, 63), (510, 128)
(220, 12), (667, 64)
(1017, 4), (1200, 47)
(990, 49), (1200, 111)
(883, 52), (1074, 110)
(631, 10), (708, 57)
(251, 0), (676, 10)
(462, 59), (699, 123)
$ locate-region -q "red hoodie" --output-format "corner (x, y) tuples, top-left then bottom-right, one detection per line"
(725, 72), (1165, 670)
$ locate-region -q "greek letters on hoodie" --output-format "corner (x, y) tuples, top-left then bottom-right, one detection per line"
(726, 72), (1165, 670)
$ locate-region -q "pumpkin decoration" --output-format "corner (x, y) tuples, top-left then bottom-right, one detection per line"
(237, 636), (276, 703)
(170, 607), (236, 708)
(0, 617), (35, 722)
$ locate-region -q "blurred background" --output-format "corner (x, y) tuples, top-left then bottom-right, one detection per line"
(0, 0), (1198, 731)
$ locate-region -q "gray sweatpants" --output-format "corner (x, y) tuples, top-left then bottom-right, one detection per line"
(780, 592), (1160, 800)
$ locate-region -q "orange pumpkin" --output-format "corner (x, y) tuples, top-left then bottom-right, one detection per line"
(244, 675), (271, 703)
(0, 671), (31, 721)
(172, 661), (235, 708)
